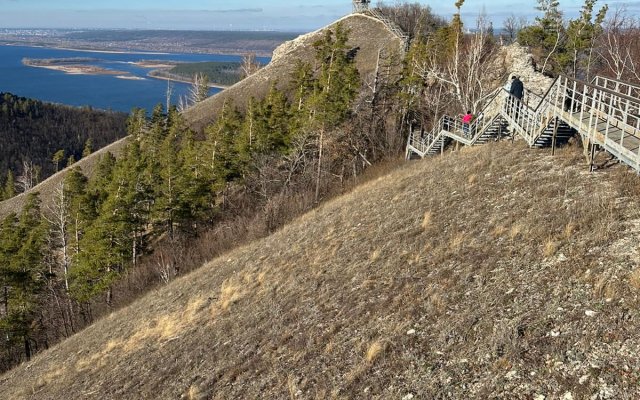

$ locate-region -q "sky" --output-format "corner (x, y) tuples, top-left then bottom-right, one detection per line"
(0, 0), (635, 31)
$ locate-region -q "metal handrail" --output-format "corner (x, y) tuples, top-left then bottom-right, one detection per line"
(406, 74), (640, 171)
(366, 8), (409, 43)
(592, 76), (640, 101)
(406, 87), (507, 156)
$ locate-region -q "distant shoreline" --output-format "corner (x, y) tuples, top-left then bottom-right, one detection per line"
(3, 43), (170, 55)
(0, 42), (272, 57)
(54, 46), (171, 55)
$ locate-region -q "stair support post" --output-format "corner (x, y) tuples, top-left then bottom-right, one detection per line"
(589, 142), (597, 172)
(551, 116), (559, 156)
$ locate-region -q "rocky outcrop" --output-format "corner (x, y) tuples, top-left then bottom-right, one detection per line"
(500, 43), (555, 96)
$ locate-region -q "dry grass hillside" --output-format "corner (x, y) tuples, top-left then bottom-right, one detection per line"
(183, 13), (405, 132)
(2, 141), (640, 398)
(0, 137), (129, 218)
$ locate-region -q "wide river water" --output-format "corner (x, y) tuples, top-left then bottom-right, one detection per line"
(0, 45), (269, 113)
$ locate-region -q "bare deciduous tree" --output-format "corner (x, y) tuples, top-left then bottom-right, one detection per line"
(416, 11), (499, 113)
(178, 72), (210, 112)
(597, 6), (640, 82)
(503, 14), (528, 43)
(376, 1), (446, 39)
(241, 53), (261, 78)
(16, 160), (40, 192)
(45, 183), (71, 292)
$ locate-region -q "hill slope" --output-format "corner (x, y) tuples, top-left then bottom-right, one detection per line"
(183, 13), (405, 132)
(0, 13), (404, 219)
(0, 136), (128, 217)
(2, 142), (640, 399)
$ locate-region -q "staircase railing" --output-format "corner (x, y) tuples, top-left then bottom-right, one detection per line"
(407, 74), (640, 171)
(553, 75), (640, 168)
(406, 87), (506, 157)
(501, 80), (560, 146)
(365, 8), (409, 45)
(592, 76), (640, 101)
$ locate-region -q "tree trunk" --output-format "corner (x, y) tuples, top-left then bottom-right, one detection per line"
(315, 129), (324, 203)
(24, 336), (32, 361)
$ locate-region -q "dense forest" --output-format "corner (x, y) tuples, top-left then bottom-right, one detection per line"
(1, 0), (639, 373)
(0, 93), (128, 200)
(155, 61), (243, 87)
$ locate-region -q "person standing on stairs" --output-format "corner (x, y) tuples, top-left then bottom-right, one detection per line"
(509, 76), (524, 122)
(462, 111), (473, 137)
(510, 76), (524, 101)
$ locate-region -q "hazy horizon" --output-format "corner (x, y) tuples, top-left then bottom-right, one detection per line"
(0, 0), (634, 32)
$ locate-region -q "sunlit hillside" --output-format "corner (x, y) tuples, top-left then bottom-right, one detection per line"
(2, 142), (639, 399)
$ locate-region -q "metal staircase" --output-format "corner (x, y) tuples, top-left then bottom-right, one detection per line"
(364, 8), (409, 45)
(406, 74), (640, 172)
(352, 3), (409, 46)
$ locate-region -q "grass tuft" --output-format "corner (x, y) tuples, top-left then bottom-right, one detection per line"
(542, 238), (559, 257)
(365, 340), (386, 363)
(421, 211), (433, 230)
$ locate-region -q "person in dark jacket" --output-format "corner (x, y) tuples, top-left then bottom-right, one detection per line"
(509, 76), (524, 121)
(509, 76), (524, 100)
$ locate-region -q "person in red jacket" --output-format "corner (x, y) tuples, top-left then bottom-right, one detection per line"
(462, 111), (473, 137)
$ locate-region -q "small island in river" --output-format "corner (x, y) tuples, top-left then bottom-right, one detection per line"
(22, 57), (135, 78)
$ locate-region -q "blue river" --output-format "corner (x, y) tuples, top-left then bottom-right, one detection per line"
(0, 45), (270, 113)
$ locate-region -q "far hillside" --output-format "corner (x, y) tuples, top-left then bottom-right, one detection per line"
(151, 61), (244, 87)
(0, 30), (300, 56)
(0, 93), (127, 200)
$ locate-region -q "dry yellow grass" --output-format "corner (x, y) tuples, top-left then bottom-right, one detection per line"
(421, 211), (433, 230)
(630, 268), (640, 290)
(2, 142), (640, 399)
(542, 237), (560, 257)
(365, 340), (386, 363)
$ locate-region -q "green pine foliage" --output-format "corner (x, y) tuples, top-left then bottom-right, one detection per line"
(0, 194), (48, 360)
(2, 170), (16, 200)
(517, 0), (607, 77)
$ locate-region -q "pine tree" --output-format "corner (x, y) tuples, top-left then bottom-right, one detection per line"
(310, 22), (360, 127)
(52, 150), (65, 172)
(204, 101), (243, 191)
(566, 0), (607, 78)
(518, 0), (567, 74)
(82, 138), (93, 158)
(2, 170), (16, 200)
(177, 129), (213, 228)
(73, 144), (150, 305)
(0, 194), (47, 360)
(307, 23), (361, 201)
(152, 109), (185, 238)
